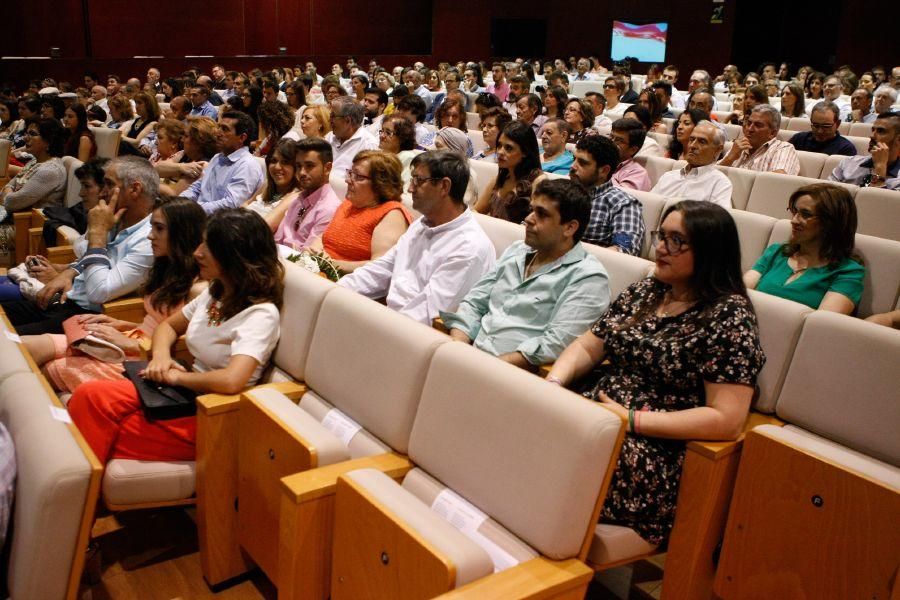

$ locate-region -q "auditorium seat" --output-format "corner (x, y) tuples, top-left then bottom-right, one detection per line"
(795, 150), (827, 178)
(768, 220), (900, 318)
(14, 156), (84, 262)
(716, 165), (756, 210)
(846, 135), (871, 155)
(786, 118), (811, 132)
(466, 111), (480, 131)
(721, 122), (743, 140)
(582, 244), (654, 301)
(466, 128), (488, 153)
(0, 139), (10, 178)
(819, 153), (845, 179)
(848, 122), (874, 138)
(633, 154), (679, 187)
(745, 172), (858, 220)
(571, 80), (605, 98)
(327, 341), (623, 599)
(89, 126), (121, 158)
(854, 186), (900, 242)
(715, 312), (900, 599)
(647, 131), (672, 150)
(469, 158), (498, 197)
(625, 188), (669, 258)
(727, 208), (778, 272)
(775, 129), (795, 143)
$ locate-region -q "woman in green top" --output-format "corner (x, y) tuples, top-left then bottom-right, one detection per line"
(744, 183), (865, 314)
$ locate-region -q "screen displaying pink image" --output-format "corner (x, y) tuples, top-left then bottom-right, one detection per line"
(611, 21), (668, 62)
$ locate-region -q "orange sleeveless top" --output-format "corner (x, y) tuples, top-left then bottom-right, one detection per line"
(322, 200), (412, 261)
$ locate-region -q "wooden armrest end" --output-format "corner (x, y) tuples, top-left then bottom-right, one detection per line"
(197, 380), (307, 416)
(281, 452), (413, 504)
(436, 557), (592, 599)
(686, 412), (786, 460)
(432, 317), (449, 334)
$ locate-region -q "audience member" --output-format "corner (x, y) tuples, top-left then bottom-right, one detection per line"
(789, 101), (857, 156)
(340, 150), (495, 324)
(119, 92), (160, 156)
(443, 178), (610, 369)
(474, 121), (543, 223)
(609, 118), (651, 191)
(40, 157), (109, 248)
(829, 112), (899, 189)
(188, 85), (218, 120)
(472, 107), (512, 162)
(182, 111), (265, 213)
(254, 100), (294, 158)
(668, 108), (707, 160)
(564, 98), (596, 144)
(873, 86), (897, 116)
(299, 105), (331, 138)
(515, 93), (547, 136)
(847, 88), (875, 124)
(543, 86), (568, 120)
(622, 105), (664, 158)
(719, 104), (800, 174)
(62, 104), (96, 162)
(603, 76), (629, 118)
(68, 208), (283, 464)
(568, 135), (644, 255)
(653, 121), (732, 208)
(378, 114), (422, 185)
(486, 63), (510, 103)
(779, 82), (806, 118)
(393, 94), (430, 146)
(244, 138), (299, 229)
(362, 87), (388, 135)
(275, 137), (342, 249)
(745, 183), (864, 314)
(539, 118), (574, 174)
(807, 75), (850, 120)
(325, 96), (380, 180)
(403, 69), (433, 111)
(157, 117), (218, 197)
(547, 200), (764, 547)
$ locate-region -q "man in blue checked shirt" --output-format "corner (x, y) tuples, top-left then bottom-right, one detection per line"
(568, 135), (644, 255)
(441, 178), (610, 371)
(2, 156), (155, 335)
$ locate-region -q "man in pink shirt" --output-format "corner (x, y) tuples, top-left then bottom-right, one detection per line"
(486, 62), (510, 103)
(609, 118), (651, 192)
(274, 138), (342, 249)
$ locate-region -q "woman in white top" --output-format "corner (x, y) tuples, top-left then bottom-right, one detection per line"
(244, 138), (300, 231)
(68, 209), (284, 463)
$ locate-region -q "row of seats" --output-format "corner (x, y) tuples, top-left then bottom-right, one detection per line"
(634, 154), (900, 242)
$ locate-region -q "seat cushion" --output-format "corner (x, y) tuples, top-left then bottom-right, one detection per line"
(588, 523), (658, 566)
(299, 391), (391, 459)
(102, 459), (196, 506)
(345, 468), (494, 588)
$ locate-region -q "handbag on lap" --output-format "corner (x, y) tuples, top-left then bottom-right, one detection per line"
(122, 360), (198, 421)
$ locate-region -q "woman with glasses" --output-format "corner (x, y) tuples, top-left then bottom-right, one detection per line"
(745, 183), (864, 314)
(378, 114), (421, 187)
(311, 150), (411, 274)
(471, 107), (511, 163)
(564, 98), (596, 144)
(546, 200), (765, 548)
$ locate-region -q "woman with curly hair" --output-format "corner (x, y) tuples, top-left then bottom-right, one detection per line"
(254, 100), (294, 157)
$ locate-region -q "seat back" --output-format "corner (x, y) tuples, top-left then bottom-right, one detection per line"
(329, 170), (347, 200)
(467, 129), (488, 153)
(716, 165), (756, 210)
(854, 187), (900, 242)
(795, 150), (827, 179)
(469, 158), (498, 196)
(582, 243), (654, 301)
(746, 173), (858, 220)
(769, 220), (900, 318)
(747, 290), (813, 413)
(472, 212), (524, 258)
(837, 121), (850, 135)
(634, 155), (678, 188)
(0, 139), (10, 178)
(626, 189), (667, 258)
(721, 123), (743, 140)
(61, 156), (85, 208)
(571, 80), (605, 98)
(728, 209), (777, 273)
(846, 135), (871, 155)
(848, 122), (873, 138)
(304, 286), (447, 454)
(269, 262), (337, 382)
(466, 111), (480, 131)
(0, 371), (97, 600)
(775, 129), (795, 143)
(786, 118), (811, 132)
(89, 126), (121, 158)
(647, 131), (672, 150)
(819, 154), (845, 180)
(409, 342), (623, 560)
(774, 312), (900, 466)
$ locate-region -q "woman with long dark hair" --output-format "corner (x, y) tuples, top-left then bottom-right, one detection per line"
(245, 138), (300, 230)
(23, 197), (207, 392)
(668, 108), (708, 160)
(547, 201), (765, 547)
(119, 92), (160, 155)
(542, 86), (569, 120)
(62, 104), (96, 162)
(474, 120), (542, 223)
(68, 208), (284, 464)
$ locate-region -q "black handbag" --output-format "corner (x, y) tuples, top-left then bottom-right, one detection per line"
(123, 361), (198, 421)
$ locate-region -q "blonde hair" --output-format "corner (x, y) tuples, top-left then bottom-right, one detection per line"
(302, 105), (332, 136)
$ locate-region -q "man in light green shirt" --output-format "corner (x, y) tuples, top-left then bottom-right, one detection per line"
(442, 178), (610, 370)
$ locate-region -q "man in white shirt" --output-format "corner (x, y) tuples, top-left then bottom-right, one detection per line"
(325, 96), (379, 180)
(404, 69), (433, 112)
(339, 150), (496, 325)
(807, 75), (850, 121)
(661, 65), (686, 109)
(573, 58), (597, 82)
(584, 92), (613, 135)
(653, 121), (733, 208)
(362, 87), (388, 135)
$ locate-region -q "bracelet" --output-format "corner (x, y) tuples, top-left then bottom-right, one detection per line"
(627, 408), (635, 434)
(635, 410), (642, 435)
(546, 375), (564, 386)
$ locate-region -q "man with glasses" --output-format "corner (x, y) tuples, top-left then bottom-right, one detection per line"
(789, 101), (857, 156)
(718, 104), (800, 175)
(182, 112), (265, 213)
(441, 178), (610, 371)
(326, 96), (379, 181)
(806, 75), (849, 120)
(339, 150), (495, 325)
(829, 113), (900, 190)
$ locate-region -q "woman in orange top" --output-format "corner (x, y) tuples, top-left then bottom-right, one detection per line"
(311, 150), (411, 273)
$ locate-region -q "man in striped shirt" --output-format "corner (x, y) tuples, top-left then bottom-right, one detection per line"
(718, 104), (800, 175)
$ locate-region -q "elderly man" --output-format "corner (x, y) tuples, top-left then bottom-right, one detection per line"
(829, 113), (900, 190)
(540, 119), (575, 174)
(167, 96), (191, 122)
(609, 119), (651, 191)
(719, 104), (800, 175)
(90, 85), (109, 116)
(806, 75), (850, 120)
(404, 69), (433, 111)
(688, 71), (718, 109)
(873, 86), (897, 115)
(573, 58), (596, 82)
(146, 67), (161, 93)
(569, 135), (644, 255)
(505, 75), (531, 115)
(848, 88), (876, 123)
(486, 62), (510, 103)
(653, 121), (733, 208)
(326, 96), (379, 180)
(188, 85), (218, 119)
(515, 93), (546, 136)
(1, 157), (155, 334)
(339, 150), (495, 325)
(182, 112), (265, 213)
(790, 101), (857, 156)
(441, 178), (610, 370)
(688, 90), (715, 115)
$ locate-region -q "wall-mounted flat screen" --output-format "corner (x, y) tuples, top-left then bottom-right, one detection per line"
(611, 21), (667, 62)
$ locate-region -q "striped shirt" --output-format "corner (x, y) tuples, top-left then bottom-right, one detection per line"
(725, 138), (801, 175)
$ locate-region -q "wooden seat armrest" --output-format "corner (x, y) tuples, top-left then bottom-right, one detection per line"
(435, 557), (593, 599)
(686, 412), (786, 460)
(281, 452), (413, 504)
(13, 211), (33, 263)
(197, 381), (308, 416)
(432, 317), (449, 334)
(30, 208), (47, 226)
(46, 244), (76, 264)
(538, 363), (553, 377)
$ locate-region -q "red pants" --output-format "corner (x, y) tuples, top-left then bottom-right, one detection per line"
(68, 380), (196, 463)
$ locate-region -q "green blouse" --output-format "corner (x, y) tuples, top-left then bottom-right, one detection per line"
(751, 243), (865, 309)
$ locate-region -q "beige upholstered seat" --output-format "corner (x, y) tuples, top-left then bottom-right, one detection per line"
(716, 165), (756, 210)
(819, 153), (845, 180)
(845, 135), (871, 155)
(721, 122), (743, 140)
(583, 243), (654, 301)
(634, 154), (679, 187)
(854, 186), (900, 242)
(0, 139), (10, 178)
(588, 523), (657, 566)
(469, 158), (499, 197)
(473, 211), (523, 258)
(467, 129), (488, 152)
(795, 150), (827, 179)
(786, 118), (811, 132)
(103, 460), (196, 507)
(848, 122), (874, 138)
(746, 172), (858, 220)
(89, 125), (121, 158)
(466, 111), (480, 131)
(728, 209), (777, 272)
(60, 156), (85, 207)
(626, 189), (668, 258)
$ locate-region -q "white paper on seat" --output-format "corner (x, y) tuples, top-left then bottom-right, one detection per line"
(4, 330), (21, 343)
(431, 488), (520, 573)
(49, 406), (72, 423)
(321, 408), (362, 446)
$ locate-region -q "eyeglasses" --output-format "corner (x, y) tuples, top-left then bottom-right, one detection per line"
(788, 206), (817, 220)
(651, 230), (691, 255)
(602, 84), (617, 89)
(24, 130), (41, 138)
(409, 175), (440, 187)
(378, 128), (395, 138)
(809, 121), (835, 131)
(345, 170), (371, 182)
